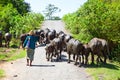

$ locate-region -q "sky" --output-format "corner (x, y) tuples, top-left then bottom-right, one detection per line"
(24, 0), (87, 18)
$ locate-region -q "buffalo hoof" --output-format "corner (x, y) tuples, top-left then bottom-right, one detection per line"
(84, 63), (88, 66)
(100, 59), (103, 63)
(78, 64), (82, 67)
(74, 62), (77, 65)
(91, 62), (95, 65)
(68, 61), (70, 63)
(50, 59), (53, 62)
(81, 62), (84, 65)
(59, 57), (61, 60)
(47, 59), (49, 61)
(103, 62), (107, 64)
(54, 55), (56, 57)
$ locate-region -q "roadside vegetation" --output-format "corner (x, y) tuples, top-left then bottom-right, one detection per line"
(0, 69), (5, 78)
(0, 47), (26, 78)
(85, 60), (120, 80)
(0, 48), (26, 62)
(0, 0), (44, 38)
(0, 0), (44, 78)
(62, 0), (120, 80)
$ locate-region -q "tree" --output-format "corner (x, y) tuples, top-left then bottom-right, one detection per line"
(43, 4), (61, 20)
(0, 4), (19, 33)
(0, 0), (30, 16)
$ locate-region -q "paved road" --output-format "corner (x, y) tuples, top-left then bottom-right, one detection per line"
(1, 20), (93, 80)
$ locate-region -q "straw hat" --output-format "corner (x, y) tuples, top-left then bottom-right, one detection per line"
(29, 30), (34, 35)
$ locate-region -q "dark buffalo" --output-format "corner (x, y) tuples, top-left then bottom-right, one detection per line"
(88, 37), (109, 65)
(20, 33), (28, 48)
(45, 43), (55, 61)
(50, 29), (56, 38)
(44, 28), (50, 38)
(43, 28), (50, 44)
(47, 29), (56, 43)
(34, 29), (44, 44)
(64, 34), (73, 43)
(4, 33), (12, 48)
(51, 38), (63, 61)
(82, 43), (91, 65)
(63, 34), (73, 51)
(56, 30), (64, 38)
(38, 29), (45, 44)
(67, 38), (83, 66)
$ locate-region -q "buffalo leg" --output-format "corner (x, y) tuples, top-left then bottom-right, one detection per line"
(68, 52), (71, 63)
(85, 54), (89, 65)
(73, 54), (75, 60)
(79, 55), (82, 67)
(50, 52), (54, 62)
(59, 49), (62, 59)
(103, 51), (107, 64)
(74, 54), (78, 65)
(81, 54), (84, 64)
(91, 52), (95, 64)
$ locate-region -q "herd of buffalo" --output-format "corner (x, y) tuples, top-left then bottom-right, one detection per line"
(0, 28), (110, 66)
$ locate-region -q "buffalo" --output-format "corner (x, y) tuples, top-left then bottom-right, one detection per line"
(88, 37), (109, 65)
(67, 38), (83, 66)
(82, 43), (91, 65)
(20, 33), (28, 48)
(4, 33), (12, 48)
(50, 38), (63, 61)
(45, 43), (55, 61)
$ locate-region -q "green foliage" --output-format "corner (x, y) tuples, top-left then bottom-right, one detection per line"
(62, 0), (120, 44)
(110, 44), (120, 62)
(0, 48), (26, 61)
(0, 4), (19, 33)
(86, 61), (120, 80)
(0, 0), (30, 15)
(0, 0), (44, 46)
(0, 3), (44, 38)
(9, 12), (44, 38)
(7, 49), (26, 61)
(0, 69), (5, 78)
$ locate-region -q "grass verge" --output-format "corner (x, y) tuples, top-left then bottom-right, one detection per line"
(0, 69), (5, 78)
(86, 61), (120, 80)
(0, 48), (26, 61)
(0, 48), (26, 78)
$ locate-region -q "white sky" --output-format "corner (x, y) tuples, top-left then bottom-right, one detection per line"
(24, 0), (87, 18)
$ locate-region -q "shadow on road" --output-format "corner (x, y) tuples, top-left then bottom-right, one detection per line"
(31, 64), (55, 67)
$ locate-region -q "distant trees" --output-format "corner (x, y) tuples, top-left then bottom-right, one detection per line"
(43, 4), (61, 20)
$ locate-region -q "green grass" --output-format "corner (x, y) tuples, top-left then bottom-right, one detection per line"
(8, 49), (26, 61)
(0, 69), (5, 78)
(0, 48), (26, 78)
(0, 48), (26, 61)
(86, 61), (120, 80)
